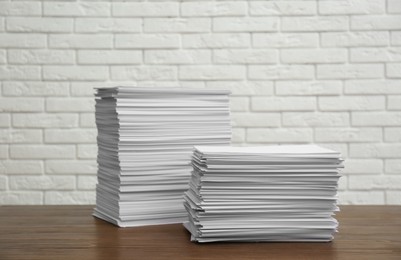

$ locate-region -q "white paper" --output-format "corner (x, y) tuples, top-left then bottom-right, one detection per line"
(183, 144), (343, 242)
(93, 86), (231, 227)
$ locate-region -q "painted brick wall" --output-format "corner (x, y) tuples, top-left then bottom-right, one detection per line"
(0, 0), (400, 205)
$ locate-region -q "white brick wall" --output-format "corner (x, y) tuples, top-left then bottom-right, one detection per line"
(0, 0), (400, 205)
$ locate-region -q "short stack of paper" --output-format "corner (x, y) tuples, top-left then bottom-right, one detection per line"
(184, 145), (343, 242)
(93, 86), (231, 227)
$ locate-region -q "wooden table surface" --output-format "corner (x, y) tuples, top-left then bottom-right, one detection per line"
(0, 206), (400, 260)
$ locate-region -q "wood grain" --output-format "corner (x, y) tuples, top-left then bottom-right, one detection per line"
(0, 206), (400, 260)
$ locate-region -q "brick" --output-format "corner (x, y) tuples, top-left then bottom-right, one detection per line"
(10, 145), (75, 159)
(250, 1), (316, 16)
(77, 144), (97, 159)
(183, 33), (250, 48)
(9, 175), (75, 191)
(8, 50), (75, 65)
(0, 144), (8, 159)
(319, 0), (385, 15)
(144, 18), (210, 33)
(344, 159), (383, 174)
(70, 82), (98, 97)
(140, 81), (206, 89)
(45, 191), (95, 205)
(231, 113), (281, 127)
(80, 113), (96, 128)
(338, 176), (348, 191)
(46, 98), (94, 112)
(45, 129), (96, 144)
(319, 96), (385, 111)
(0, 175), (6, 190)
(276, 80), (342, 96)
(179, 65), (245, 80)
(281, 48), (347, 63)
(351, 15), (401, 30)
(116, 34), (180, 49)
(385, 127), (401, 141)
(0, 50), (5, 64)
(43, 66), (108, 81)
(249, 65), (314, 79)
(231, 128), (246, 143)
(321, 31), (389, 47)
(0, 160), (43, 174)
(7, 17), (72, 32)
(13, 113), (78, 128)
(387, 191), (401, 205)
(352, 112), (401, 126)
(78, 50), (142, 65)
(344, 80), (401, 94)
(145, 50), (211, 64)
(44, 2), (110, 16)
(0, 129), (42, 143)
(349, 175), (401, 190)
(317, 64), (384, 79)
(338, 191), (385, 204)
(388, 0), (401, 13)
(387, 63), (401, 78)
(182, 1), (246, 17)
(247, 128), (313, 143)
(214, 49), (278, 64)
(252, 97), (316, 111)
(0, 192), (43, 205)
(253, 33), (318, 48)
(388, 96), (401, 110)
(0, 145), (8, 159)
(49, 34), (113, 49)
(206, 81), (274, 96)
(283, 112), (349, 127)
(3, 81), (69, 97)
(75, 18), (141, 33)
(0, 114), (10, 127)
(392, 31), (401, 45)
(282, 16), (348, 32)
(77, 175), (97, 190)
(350, 47), (401, 62)
(111, 66), (177, 81)
(315, 128), (382, 142)
(113, 2), (178, 17)
(0, 2), (41, 16)
(385, 159), (401, 174)
(0, 98), (43, 112)
(214, 17), (278, 32)
(0, 65), (41, 80)
(46, 160), (97, 174)
(350, 144), (401, 158)
(229, 97), (249, 112)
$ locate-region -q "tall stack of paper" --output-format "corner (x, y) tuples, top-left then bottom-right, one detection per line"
(93, 87), (231, 227)
(184, 145), (343, 242)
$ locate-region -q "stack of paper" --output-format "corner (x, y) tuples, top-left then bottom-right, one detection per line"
(184, 145), (343, 242)
(93, 86), (231, 227)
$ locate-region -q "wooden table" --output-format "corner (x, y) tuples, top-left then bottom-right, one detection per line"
(0, 206), (400, 260)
